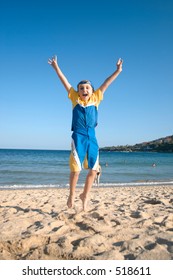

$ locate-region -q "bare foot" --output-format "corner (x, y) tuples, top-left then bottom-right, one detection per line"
(67, 195), (75, 208)
(79, 193), (88, 211)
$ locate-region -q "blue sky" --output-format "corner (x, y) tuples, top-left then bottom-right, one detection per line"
(1, 0), (173, 150)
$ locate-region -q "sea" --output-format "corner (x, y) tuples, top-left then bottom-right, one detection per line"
(0, 149), (173, 190)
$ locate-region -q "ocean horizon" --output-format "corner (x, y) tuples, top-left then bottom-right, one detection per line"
(0, 148), (173, 190)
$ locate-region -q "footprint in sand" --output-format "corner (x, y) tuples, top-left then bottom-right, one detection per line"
(27, 221), (44, 231)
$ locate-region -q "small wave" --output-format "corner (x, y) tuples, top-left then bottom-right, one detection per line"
(96, 181), (173, 187)
(0, 184), (69, 190)
(1, 180), (173, 190)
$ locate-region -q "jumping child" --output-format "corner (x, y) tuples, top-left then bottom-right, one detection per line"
(48, 56), (123, 210)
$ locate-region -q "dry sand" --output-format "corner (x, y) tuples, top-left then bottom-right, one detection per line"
(0, 186), (173, 260)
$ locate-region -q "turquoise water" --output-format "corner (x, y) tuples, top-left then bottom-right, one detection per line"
(0, 149), (173, 189)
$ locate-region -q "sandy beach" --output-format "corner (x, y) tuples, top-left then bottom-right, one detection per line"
(0, 186), (173, 260)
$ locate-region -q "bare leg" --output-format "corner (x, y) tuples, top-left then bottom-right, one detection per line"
(67, 171), (80, 208)
(80, 169), (97, 211)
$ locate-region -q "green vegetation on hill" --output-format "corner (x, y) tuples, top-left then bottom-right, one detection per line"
(100, 135), (173, 153)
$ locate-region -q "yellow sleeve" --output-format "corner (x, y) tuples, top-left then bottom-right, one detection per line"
(68, 87), (78, 106)
(94, 88), (104, 106)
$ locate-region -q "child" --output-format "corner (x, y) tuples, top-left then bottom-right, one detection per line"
(48, 56), (123, 211)
(94, 164), (102, 187)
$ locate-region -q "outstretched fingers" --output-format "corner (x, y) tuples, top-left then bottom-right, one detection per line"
(48, 58), (53, 65)
(48, 56), (57, 65)
(117, 58), (123, 65)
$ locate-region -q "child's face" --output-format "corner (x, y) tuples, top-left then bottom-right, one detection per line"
(78, 83), (93, 101)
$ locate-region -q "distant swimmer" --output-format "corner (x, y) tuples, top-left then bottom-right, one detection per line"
(152, 163), (156, 167)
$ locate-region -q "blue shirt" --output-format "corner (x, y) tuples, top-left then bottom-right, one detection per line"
(68, 87), (103, 136)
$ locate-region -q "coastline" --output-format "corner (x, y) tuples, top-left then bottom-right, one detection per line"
(0, 185), (173, 260)
(1, 179), (173, 190)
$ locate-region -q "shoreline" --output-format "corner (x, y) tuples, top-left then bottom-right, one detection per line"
(1, 180), (173, 190)
(0, 185), (173, 260)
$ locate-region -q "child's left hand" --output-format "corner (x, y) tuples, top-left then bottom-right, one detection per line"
(116, 58), (123, 72)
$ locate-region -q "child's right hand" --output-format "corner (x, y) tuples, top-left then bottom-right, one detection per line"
(48, 56), (58, 69)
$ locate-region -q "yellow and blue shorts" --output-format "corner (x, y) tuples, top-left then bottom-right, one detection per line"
(69, 131), (99, 172)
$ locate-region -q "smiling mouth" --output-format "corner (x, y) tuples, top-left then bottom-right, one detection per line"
(82, 94), (88, 97)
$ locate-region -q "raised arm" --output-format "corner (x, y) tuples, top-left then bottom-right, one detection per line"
(99, 58), (123, 94)
(48, 56), (71, 92)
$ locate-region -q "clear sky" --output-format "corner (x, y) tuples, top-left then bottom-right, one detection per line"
(1, 0), (173, 150)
